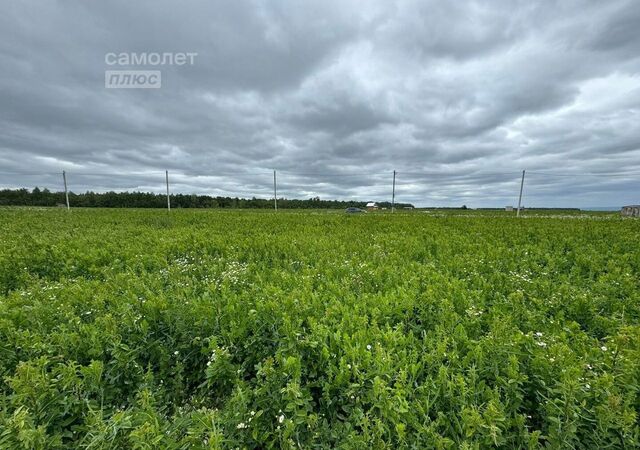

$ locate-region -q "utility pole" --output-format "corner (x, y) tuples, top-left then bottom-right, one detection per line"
(166, 170), (171, 212)
(391, 170), (396, 213)
(62, 170), (70, 211)
(517, 169), (525, 217)
(273, 170), (277, 211)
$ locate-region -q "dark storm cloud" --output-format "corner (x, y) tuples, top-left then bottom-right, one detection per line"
(1, 0), (639, 207)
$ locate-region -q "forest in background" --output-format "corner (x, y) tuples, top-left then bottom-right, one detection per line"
(0, 188), (413, 209)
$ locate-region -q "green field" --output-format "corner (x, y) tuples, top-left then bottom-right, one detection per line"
(1, 208), (639, 448)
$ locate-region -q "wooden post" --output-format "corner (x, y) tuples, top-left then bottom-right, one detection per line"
(517, 170), (525, 217)
(62, 170), (70, 211)
(273, 170), (277, 211)
(392, 170), (396, 213)
(166, 170), (171, 212)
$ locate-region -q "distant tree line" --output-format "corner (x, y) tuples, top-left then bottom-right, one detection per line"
(0, 188), (414, 209)
(475, 207), (581, 211)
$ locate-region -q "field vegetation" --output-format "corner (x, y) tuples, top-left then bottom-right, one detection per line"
(0, 208), (638, 448)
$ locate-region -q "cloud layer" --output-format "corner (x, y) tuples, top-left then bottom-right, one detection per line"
(1, 0), (639, 207)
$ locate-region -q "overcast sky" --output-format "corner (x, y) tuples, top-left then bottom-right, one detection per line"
(1, 1), (639, 207)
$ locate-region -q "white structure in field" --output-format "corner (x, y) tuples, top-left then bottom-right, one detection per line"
(366, 202), (378, 211)
(621, 205), (640, 217)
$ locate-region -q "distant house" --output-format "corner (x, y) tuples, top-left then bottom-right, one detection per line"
(621, 205), (640, 217)
(505, 206), (514, 212)
(366, 202), (378, 211)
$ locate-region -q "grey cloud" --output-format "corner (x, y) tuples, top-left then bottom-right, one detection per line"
(1, 0), (640, 207)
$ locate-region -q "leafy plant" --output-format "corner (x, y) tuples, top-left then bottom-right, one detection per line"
(0, 208), (638, 448)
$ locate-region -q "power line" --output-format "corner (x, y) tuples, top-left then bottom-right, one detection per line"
(1, 168), (636, 209)
(4, 169), (637, 179)
(400, 170), (522, 176)
(277, 171), (388, 178)
(0, 171), (58, 176)
(527, 171), (640, 178)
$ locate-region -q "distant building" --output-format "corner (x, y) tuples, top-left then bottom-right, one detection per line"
(403, 206), (414, 210)
(505, 206), (514, 211)
(621, 205), (640, 217)
(366, 202), (378, 211)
